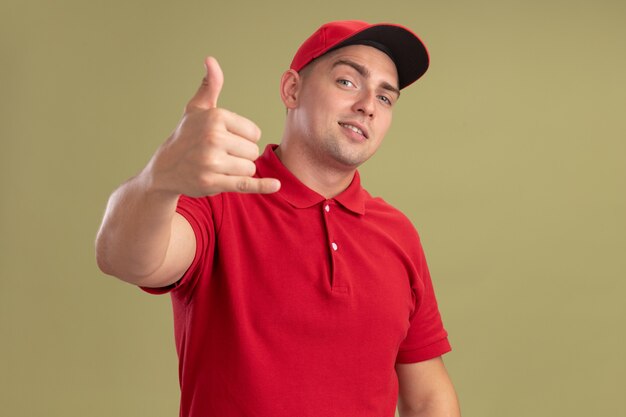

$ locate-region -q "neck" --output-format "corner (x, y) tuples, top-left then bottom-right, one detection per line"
(274, 143), (356, 199)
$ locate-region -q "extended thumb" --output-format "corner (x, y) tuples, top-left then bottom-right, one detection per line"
(186, 56), (224, 111)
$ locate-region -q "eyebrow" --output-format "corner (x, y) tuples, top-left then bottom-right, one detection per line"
(331, 59), (401, 98)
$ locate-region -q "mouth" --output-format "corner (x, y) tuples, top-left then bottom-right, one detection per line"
(338, 122), (369, 140)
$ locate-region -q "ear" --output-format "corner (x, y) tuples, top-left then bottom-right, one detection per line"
(280, 69), (301, 109)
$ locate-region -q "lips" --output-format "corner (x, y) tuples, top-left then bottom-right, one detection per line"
(338, 121), (369, 139)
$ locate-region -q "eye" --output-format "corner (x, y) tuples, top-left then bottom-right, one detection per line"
(378, 95), (393, 106)
(337, 79), (355, 88)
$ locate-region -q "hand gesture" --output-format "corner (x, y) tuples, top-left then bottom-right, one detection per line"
(148, 57), (280, 197)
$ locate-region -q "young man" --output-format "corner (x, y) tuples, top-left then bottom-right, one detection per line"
(96, 20), (460, 417)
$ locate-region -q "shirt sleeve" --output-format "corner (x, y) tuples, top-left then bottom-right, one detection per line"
(140, 194), (218, 302)
(396, 235), (451, 363)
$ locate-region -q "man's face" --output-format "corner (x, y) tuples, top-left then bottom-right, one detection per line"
(288, 44), (399, 170)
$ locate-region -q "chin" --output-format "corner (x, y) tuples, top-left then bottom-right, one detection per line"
(330, 150), (371, 169)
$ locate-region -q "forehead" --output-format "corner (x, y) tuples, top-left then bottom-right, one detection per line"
(306, 44), (399, 85)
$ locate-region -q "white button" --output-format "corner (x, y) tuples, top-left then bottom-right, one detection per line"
(324, 204), (330, 212)
(331, 242), (338, 251)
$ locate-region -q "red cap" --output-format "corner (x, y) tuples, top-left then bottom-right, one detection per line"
(290, 20), (430, 89)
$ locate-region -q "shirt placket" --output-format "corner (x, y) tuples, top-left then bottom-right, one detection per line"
(321, 199), (349, 294)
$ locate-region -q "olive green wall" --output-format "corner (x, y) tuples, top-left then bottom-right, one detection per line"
(1, 0), (624, 416)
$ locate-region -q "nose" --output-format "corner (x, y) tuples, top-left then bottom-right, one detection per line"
(352, 90), (376, 118)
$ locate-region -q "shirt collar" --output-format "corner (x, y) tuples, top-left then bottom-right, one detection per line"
(256, 144), (367, 215)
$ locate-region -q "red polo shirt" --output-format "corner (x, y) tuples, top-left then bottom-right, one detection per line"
(144, 144), (451, 417)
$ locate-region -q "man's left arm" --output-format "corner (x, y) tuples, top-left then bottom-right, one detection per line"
(396, 356), (461, 417)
